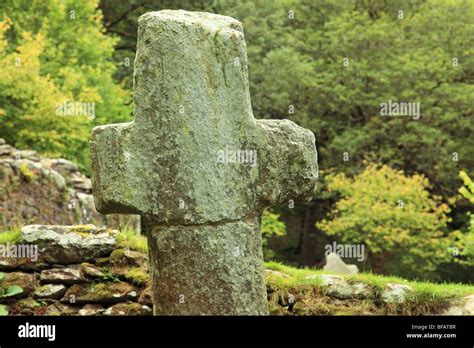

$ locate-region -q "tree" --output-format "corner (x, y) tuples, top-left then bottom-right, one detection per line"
(225, 0), (474, 266)
(261, 209), (287, 260)
(78, 0), (474, 270)
(0, 0), (131, 172)
(98, 0), (473, 195)
(457, 171), (474, 263)
(317, 164), (457, 279)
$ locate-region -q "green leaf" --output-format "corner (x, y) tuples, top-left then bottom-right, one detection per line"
(4, 285), (23, 297)
(0, 272), (4, 281)
(0, 304), (8, 316)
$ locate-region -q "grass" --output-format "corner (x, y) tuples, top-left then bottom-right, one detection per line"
(0, 226), (22, 244)
(265, 261), (474, 297)
(265, 261), (474, 315)
(349, 271), (474, 299)
(115, 228), (148, 253)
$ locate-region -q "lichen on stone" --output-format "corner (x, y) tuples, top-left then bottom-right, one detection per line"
(90, 10), (319, 316)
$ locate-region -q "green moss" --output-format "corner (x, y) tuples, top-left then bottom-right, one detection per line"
(124, 267), (149, 285)
(69, 225), (97, 234)
(18, 297), (42, 309)
(270, 287), (379, 315)
(87, 283), (113, 301)
(97, 269), (120, 283)
(109, 248), (125, 258)
(0, 167), (8, 180)
(70, 282), (136, 303)
(0, 226), (22, 244)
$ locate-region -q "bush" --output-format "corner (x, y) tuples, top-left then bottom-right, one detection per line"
(317, 164), (457, 280)
(261, 209), (286, 260)
(457, 171), (474, 263)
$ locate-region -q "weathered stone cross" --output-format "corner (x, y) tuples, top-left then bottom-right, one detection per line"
(90, 10), (318, 315)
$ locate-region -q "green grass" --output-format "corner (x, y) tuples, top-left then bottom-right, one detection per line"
(348, 271), (474, 299)
(265, 261), (474, 315)
(0, 226), (22, 244)
(115, 228), (148, 253)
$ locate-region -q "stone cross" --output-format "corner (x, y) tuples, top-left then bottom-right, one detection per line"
(90, 10), (318, 315)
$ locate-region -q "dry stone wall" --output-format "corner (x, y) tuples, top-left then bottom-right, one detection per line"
(1, 223), (472, 316)
(0, 225), (152, 316)
(0, 138), (139, 230)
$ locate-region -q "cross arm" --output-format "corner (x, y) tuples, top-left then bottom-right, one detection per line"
(90, 121), (151, 215)
(255, 119), (318, 207)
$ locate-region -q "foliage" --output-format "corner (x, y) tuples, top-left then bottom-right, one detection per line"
(317, 164), (458, 279)
(459, 171), (474, 203)
(457, 171), (474, 263)
(18, 162), (35, 181)
(218, 1), (473, 271)
(124, 267), (149, 285)
(0, 304), (7, 316)
(231, 0), (473, 198)
(0, 226), (22, 244)
(261, 209), (287, 260)
(115, 228), (148, 253)
(98, 269), (120, 283)
(0, 0), (131, 173)
(266, 261), (474, 315)
(0, 272), (24, 315)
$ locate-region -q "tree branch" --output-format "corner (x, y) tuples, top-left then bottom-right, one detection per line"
(104, 2), (144, 29)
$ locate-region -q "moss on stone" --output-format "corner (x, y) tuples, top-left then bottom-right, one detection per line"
(62, 282), (138, 304)
(69, 224), (97, 234)
(105, 302), (152, 316)
(124, 267), (149, 286)
(18, 297), (41, 309)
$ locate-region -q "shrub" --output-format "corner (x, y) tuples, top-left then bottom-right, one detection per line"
(317, 164), (457, 279)
(261, 209), (287, 260)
